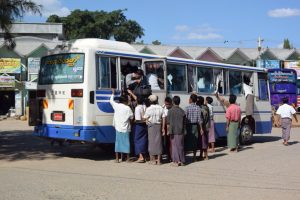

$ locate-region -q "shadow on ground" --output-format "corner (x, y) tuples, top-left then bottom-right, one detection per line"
(0, 130), (115, 162)
(0, 129), (284, 162)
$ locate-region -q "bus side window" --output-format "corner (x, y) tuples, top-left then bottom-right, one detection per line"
(145, 61), (164, 90)
(187, 65), (196, 93)
(213, 69), (223, 94)
(258, 73), (269, 100)
(97, 56), (117, 88)
(167, 64), (187, 92)
(120, 58), (142, 90)
(197, 67), (214, 93)
(229, 70), (242, 95)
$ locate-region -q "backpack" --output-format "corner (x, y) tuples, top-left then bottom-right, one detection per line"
(201, 105), (211, 130)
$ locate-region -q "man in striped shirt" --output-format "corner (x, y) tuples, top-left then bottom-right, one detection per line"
(185, 94), (203, 161)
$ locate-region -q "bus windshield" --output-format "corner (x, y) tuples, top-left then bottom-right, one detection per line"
(39, 53), (84, 85)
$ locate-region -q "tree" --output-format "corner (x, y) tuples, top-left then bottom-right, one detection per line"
(46, 14), (61, 23)
(0, 0), (42, 49)
(152, 40), (161, 45)
(47, 9), (144, 43)
(283, 38), (293, 49)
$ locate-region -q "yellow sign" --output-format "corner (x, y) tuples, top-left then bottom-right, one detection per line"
(0, 58), (21, 73)
(45, 55), (81, 67)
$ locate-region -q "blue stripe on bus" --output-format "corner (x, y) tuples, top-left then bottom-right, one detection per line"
(96, 90), (121, 95)
(214, 120), (272, 137)
(34, 124), (115, 143)
(34, 120), (272, 144)
(96, 51), (157, 59)
(96, 96), (119, 100)
(97, 102), (114, 113)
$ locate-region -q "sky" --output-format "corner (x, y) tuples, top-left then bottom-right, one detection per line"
(24, 0), (300, 48)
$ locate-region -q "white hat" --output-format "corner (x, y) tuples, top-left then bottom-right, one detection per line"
(148, 94), (158, 102)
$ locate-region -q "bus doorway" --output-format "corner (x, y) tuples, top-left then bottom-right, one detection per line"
(0, 91), (15, 115)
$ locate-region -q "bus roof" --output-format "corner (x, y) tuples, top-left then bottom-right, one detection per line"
(71, 38), (138, 53)
(71, 38), (267, 73)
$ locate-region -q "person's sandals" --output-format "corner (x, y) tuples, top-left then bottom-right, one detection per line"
(170, 162), (179, 167)
(136, 159), (145, 163)
(148, 160), (157, 165)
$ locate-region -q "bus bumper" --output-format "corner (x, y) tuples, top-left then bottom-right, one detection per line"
(33, 125), (116, 143)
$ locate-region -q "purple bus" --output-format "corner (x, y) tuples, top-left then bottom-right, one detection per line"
(268, 69), (297, 109)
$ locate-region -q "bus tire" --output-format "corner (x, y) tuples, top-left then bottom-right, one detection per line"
(239, 124), (253, 145)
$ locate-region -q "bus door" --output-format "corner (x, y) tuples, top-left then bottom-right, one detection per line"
(142, 59), (167, 105)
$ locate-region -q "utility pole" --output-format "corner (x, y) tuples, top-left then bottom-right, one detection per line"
(257, 36), (264, 67)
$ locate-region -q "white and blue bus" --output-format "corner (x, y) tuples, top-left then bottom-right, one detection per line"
(30, 39), (272, 144)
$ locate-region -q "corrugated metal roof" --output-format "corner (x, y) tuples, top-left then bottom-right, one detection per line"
(0, 36), (62, 56)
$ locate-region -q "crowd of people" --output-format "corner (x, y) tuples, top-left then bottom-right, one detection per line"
(109, 68), (298, 166)
(110, 71), (242, 166)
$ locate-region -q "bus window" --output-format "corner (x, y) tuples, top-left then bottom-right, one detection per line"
(229, 70), (242, 95)
(197, 67), (214, 93)
(167, 64), (187, 91)
(258, 73), (269, 101)
(120, 58), (142, 90)
(187, 65), (196, 92)
(145, 61), (164, 90)
(97, 56), (117, 88)
(213, 69), (223, 94)
(39, 53), (84, 85)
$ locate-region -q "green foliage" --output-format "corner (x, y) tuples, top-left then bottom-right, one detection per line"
(47, 9), (144, 43)
(152, 40), (161, 45)
(283, 38), (293, 49)
(0, 0), (42, 49)
(46, 15), (61, 23)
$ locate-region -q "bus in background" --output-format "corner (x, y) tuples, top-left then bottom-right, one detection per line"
(29, 38), (272, 146)
(297, 79), (300, 112)
(268, 69), (297, 110)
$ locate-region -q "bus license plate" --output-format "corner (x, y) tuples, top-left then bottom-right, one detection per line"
(51, 111), (65, 122)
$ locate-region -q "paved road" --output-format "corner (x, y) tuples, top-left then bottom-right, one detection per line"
(1, 119), (300, 200)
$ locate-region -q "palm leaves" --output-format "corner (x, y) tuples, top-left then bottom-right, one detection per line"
(0, 0), (42, 49)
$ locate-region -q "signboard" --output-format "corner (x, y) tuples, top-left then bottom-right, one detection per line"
(28, 57), (41, 74)
(283, 61), (300, 78)
(256, 60), (280, 69)
(0, 58), (21, 73)
(0, 76), (15, 87)
(268, 70), (297, 83)
(25, 82), (37, 90)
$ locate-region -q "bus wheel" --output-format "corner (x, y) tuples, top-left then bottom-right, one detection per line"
(239, 125), (253, 145)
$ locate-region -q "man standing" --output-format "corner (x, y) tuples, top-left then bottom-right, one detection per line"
(162, 97), (173, 162)
(185, 94), (202, 162)
(167, 96), (186, 166)
(276, 97), (298, 146)
(110, 89), (134, 163)
(225, 94), (241, 152)
(144, 94), (165, 165)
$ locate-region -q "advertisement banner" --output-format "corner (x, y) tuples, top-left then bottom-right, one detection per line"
(256, 60), (280, 69)
(283, 61), (300, 78)
(25, 81), (37, 90)
(0, 76), (15, 87)
(28, 57), (41, 74)
(0, 58), (21, 73)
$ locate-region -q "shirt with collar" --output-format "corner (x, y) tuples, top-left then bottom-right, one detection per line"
(110, 94), (133, 132)
(276, 104), (296, 119)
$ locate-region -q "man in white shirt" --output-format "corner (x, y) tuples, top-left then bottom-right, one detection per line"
(144, 94), (166, 165)
(276, 97), (298, 145)
(110, 89), (134, 162)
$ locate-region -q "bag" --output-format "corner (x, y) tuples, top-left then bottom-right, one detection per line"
(201, 105), (211, 130)
(133, 84), (152, 96)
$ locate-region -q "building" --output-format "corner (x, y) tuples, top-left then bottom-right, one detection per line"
(0, 23), (63, 116)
